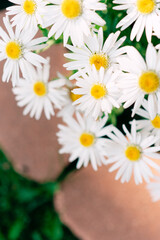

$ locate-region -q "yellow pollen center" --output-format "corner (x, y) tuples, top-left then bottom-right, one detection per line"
(33, 82), (46, 96)
(139, 71), (159, 93)
(79, 132), (95, 147)
(89, 54), (109, 71)
(137, 0), (155, 14)
(6, 41), (22, 60)
(151, 115), (160, 128)
(91, 84), (107, 99)
(23, 0), (36, 15)
(70, 89), (82, 102)
(61, 0), (81, 19)
(125, 145), (141, 161)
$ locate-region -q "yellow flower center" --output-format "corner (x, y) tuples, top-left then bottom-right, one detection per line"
(6, 41), (22, 60)
(151, 115), (160, 128)
(125, 145), (141, 161)
(89, 54), (109, 71)
(137, 0), (155, 14)
(91, 84), (107, 99)
(61, 0), (81, 19)
(70, 89), (82, 102)
(138, 71), (159, 93)
(33, 81), (46, 96)
(23, 0), (36, 15)
(79, 132), (95, 147)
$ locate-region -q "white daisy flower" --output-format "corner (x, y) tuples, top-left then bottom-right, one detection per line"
(73, 66), (120, 120)
(6, 0), (48, 33)
(147, 176), (160, 202)
(117, 44), (160, 118)
(64, 28), (126, 80)
(113, 0), (160, 42)
(56, 73), (82, 119)
(136, 99), (160, 146)
(42, 0), (106, 47)
(0, 16), (48, 86)
(12, 59), (67, 120)
(105, 120), (160, 184)
(57, 112), (109, 170)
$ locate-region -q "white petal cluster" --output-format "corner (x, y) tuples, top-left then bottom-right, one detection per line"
(73, 66), (120, 120)
(136, 99), (160, 146)
(57, 112), (110, 170)
(6, 0), (48, 33)
(0, 16), (48, 86)
(117, 44), (160, 118)
(113, 0), (160, 42)
(12, 59), (67, 120)
(105, 120), (160, 184)
(42, 0), (106, 47)
(64, 28), (126, 79)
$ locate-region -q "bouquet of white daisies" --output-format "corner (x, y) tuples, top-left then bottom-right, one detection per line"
(1, 0), (160, 201)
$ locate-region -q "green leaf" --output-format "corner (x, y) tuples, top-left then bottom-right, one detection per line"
(0, 232), (5, 240)
(8, 220), (24, 240)
(0, 151), (79, 240)
(32, 232), (43, 240)
(42, 182), (59, 195)
(38, 25), (49, 37)
(43, 212), (63, 240)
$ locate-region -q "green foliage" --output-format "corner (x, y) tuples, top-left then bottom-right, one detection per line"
(0, 150), (78, 240)
(107, 106), (124, 126)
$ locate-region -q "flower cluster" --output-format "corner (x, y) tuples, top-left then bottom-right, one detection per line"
(1, 0), (160, 201)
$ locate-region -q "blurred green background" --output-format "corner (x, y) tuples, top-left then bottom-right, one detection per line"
(0, 150), (78, 240)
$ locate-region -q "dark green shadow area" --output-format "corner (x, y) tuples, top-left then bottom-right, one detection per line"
(0, 1), (13, 10)
(0, 150), (78, 240)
